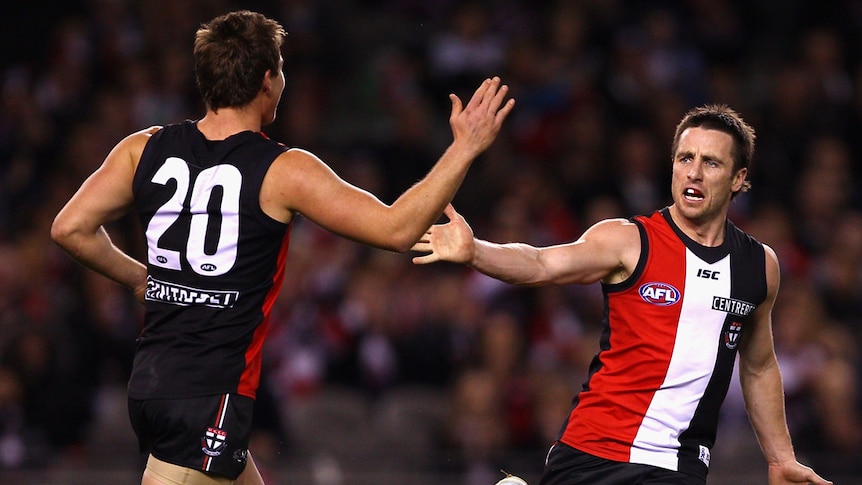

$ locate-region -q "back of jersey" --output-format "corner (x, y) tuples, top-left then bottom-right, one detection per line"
(130, 121), (290, 400)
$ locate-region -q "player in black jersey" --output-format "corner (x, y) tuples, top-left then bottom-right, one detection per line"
(51, 10), (514, 485)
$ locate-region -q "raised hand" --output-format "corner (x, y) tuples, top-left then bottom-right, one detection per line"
(448, 77), (515, 158)
(411, 204), (475, 265)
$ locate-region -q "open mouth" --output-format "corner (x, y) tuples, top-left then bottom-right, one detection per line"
(683, 188), (705, 201)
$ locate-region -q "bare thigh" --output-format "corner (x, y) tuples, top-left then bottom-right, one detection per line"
(142, 454), (233, 485)
(235, 452), (264, 485)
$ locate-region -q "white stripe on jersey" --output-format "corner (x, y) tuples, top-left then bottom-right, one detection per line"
(217, 394), (231, 427)
(629, 252), (731, 470)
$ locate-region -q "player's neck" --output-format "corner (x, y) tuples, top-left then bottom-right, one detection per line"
(197, 106), (262, 141)
(667, 204), (727, 247)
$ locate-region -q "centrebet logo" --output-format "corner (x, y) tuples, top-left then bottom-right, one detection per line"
(202, 427), (228, 457)
(146, 276), (239, 308)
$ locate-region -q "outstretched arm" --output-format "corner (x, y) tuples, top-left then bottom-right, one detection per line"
(266, 77), (515, 252)
(51, 128), (157, 303)
(739, 246), (832, 485)
(411, 204), (640, 286)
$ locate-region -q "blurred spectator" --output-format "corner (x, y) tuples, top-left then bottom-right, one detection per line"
(772, 278), (861, 473)
(810, 211), (862, 327)
(794, 134), (857, 254)
(611, 125), (664, 215)
(426, 2), (507, 101)
(446, 367), (509, 485)
(743, 203), (811, 280)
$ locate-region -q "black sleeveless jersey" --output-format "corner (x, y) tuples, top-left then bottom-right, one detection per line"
(130, 121), (291, 400)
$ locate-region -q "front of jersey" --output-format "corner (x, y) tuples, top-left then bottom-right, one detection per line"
(558, 208), (767, 480)
(130, 121), (291, 401)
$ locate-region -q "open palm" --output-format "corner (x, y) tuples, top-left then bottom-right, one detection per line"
(767, 461), (832, 485)
(411, 204), (474, 265)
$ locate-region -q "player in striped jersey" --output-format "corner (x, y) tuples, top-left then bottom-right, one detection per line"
(412, 105), (831, 485)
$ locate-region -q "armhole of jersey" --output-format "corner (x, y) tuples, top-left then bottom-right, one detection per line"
(752, 237), (768, 307)
(252, 145), (292, 232)
(132, 128), (163, 200)
(603, 218), (649, 293)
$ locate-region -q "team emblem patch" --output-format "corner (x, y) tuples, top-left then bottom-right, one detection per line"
(638, 282), (680, 306)
(202, 427), (228, 456)
(724, 322), (742, 350)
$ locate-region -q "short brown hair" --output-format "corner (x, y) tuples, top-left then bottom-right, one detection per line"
(671, 104), (756, 197)
(193, 10), (286, 111)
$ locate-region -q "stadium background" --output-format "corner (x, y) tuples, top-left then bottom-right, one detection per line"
(0, 0), (861, 483)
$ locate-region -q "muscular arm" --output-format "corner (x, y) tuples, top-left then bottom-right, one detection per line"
(50, 128), (159, 302)
(471, 220), (639, 286)
(413, 204), (640, 286)
(261, 77), (514, 252)
(738, 245), (832, 485)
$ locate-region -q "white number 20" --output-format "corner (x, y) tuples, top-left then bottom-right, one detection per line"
(145, 157), (241, 276)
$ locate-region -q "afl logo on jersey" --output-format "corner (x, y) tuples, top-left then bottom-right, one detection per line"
(639, 282), (680, 306)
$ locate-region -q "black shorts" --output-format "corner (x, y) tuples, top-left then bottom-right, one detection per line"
(539, 442), (706, 485)
(128, 393), (254, 480)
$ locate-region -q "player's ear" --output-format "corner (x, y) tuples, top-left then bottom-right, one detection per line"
(731, 167), (748, 192)
(261, 70), (272, 93)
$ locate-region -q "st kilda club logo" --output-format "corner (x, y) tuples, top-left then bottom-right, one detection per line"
(202, 427), (228, 456)
(724, 322), (742, 350)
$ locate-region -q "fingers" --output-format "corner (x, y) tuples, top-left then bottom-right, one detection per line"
(495, 96), (516, 124)
(478, 77), (505, 113)
(813, 473), (833, 485)
(413, 228), (434, 245)
(448, 76), (513, 149)
(451, 76), (514, 126)
(443, 203), (470, 227)
(485, 78), (509, 110)
(462, 77), (511, 113)
(443, 203), (457, 220)
(411, 239), (439, 265)
(411, 240), (431, 252)
(463, 77), (493, 111)
(449, 93), (463, 120)
(479, 77), (500, 110)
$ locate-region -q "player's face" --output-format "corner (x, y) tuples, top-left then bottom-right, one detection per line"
(670, 127), (747, 224)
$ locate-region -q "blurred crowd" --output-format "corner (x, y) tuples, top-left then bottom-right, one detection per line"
(1, 0), (861, 483)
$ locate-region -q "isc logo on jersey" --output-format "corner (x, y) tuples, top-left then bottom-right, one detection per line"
(639, 282), (680, 306)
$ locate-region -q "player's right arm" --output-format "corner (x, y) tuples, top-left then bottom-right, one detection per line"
(51, 127), (160, 303)
(412, 204), (640, 286)
(260, 77), (514, 253)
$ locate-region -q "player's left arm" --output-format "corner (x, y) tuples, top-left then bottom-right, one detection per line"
(738, 244), (832, 485)
(51, 128), (157, 303)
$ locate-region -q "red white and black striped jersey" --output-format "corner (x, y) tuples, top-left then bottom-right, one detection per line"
(558, 207), (767, 480)
(129, 121), (291, 400)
